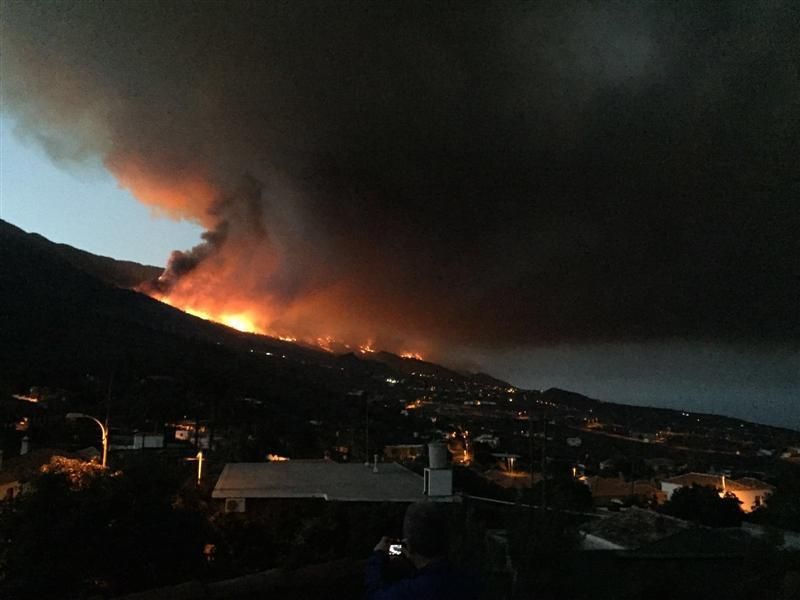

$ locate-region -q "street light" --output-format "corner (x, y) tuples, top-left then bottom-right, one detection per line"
(186, 450), (204, 485)
(66, 412), (108, 467)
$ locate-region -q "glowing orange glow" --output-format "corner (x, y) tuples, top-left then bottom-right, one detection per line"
(106, 154), (217, 225)
(40, 456), (118, 489)
(316, 336), (336, 353)
(160, 298), (265, 334)
(184, 307), (212, 320)
(221, 314), (260, 333)
(100, 149), (438, 365)
(148, 275), (431, 358)
(12, 394), (39, 404)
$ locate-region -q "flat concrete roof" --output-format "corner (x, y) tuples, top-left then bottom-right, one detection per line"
(212, 460), (433, 502)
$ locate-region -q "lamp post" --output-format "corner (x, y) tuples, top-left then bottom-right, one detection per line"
(66, 412), (108, 467)
(186, 450), (204, 485)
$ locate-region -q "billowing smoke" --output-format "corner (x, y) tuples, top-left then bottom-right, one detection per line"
(2, 1), (798, 355)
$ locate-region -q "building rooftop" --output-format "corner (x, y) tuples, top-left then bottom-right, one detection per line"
(212, 460), (439, 502)
(661, 472), (773, 492)
(586, 476), (663, 500)
(640, 527), (754, 557)
(581, 507), (691, 550)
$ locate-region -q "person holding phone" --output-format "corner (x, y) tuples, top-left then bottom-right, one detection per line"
(365, 502), (480, 600)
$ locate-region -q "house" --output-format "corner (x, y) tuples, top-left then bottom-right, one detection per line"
(660, 472), (774, 512)
(630, 431), (660, 443)
(585, 476), (665, 508)
(473, 433), (500, 448)
(212, 443), (455, 512)
(167, 420), (217, 449)
(110, 431), (165, 450)
(212, 460), (453, 512)
(383, 444), (426, 461)
(643, 457), (676, 474)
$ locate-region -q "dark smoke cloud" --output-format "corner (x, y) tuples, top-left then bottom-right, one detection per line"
(144, 176), (265, 294)
(2, 0), (798, 348)
(147, 225), (229, 295)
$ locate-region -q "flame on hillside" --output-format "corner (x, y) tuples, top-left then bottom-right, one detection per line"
(358, 341), (376, 354)
(160, 298), (265, 335)
(154, 294), (424, 360)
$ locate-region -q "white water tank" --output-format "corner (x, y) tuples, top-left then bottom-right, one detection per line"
(428, 442), (447, 469)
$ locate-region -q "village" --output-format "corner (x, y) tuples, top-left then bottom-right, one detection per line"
(2, 351), (799, 598)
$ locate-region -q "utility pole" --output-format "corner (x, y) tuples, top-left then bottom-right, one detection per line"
(364, 393), (370, 466)
(105, 368), (114, 450)
(541, 407), (547, 513)
(527, 393), (536, 518)
(627, 406), (635, 498)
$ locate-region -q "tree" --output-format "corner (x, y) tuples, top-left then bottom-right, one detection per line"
(0, 456), (209, 599)
(749, 469), (800, 532)
(660, 483), (744, 527)
(526, 474), (593, 512)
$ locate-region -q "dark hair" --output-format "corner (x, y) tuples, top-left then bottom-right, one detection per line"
(402, 502), (449, 558)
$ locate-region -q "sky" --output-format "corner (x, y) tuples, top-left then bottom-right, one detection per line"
(0, 1), (797, 427)
(0, 116), (202, 266)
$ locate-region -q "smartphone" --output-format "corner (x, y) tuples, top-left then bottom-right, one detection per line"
(389, 543), (403, 556)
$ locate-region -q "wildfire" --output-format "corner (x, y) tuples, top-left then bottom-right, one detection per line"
(316, 336), (336, 353)
(153, 295), (427, 361)
(164, 300), (264, 334)
(359, 341), (376, 354)
(221, 314), (260, 334)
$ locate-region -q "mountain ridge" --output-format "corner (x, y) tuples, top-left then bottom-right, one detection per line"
(0, 219), (511, 390)
(2, 219), (797, 437)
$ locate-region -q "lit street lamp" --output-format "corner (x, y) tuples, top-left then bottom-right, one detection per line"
(186, 450), (204, 485)
(66, 412), (109, 467)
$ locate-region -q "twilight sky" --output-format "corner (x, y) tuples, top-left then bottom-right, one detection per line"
(1, 1), (797, 427)
(0, 116), (203, 265)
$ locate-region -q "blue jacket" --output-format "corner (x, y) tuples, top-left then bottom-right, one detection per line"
(365, 552), (480, 600)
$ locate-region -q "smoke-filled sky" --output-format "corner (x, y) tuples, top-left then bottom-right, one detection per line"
(1, 1), (797, 425)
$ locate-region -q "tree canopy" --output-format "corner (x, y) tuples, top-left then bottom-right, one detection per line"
(660, 484), (744, 528)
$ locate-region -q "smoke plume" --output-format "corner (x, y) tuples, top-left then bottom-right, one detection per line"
(2, 1), (798, 355)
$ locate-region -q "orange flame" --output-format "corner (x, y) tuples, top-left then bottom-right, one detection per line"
(161, 298), (265, 335)
(155, 292), (430, 361)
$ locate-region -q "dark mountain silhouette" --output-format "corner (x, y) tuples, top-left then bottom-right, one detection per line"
(3, 220), (795, 441)
(372, 351), (462, 380)
(0, 220), (330, 390)
(0, 220), (508, 394)
(0, 220), (162, 289)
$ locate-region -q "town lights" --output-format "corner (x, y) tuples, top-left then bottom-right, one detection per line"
(66, 412), (108, 467)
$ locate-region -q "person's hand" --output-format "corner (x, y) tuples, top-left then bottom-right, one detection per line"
(373, 536), (392, 554)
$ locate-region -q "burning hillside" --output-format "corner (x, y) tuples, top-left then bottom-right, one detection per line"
(148, 277), (423, 359)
